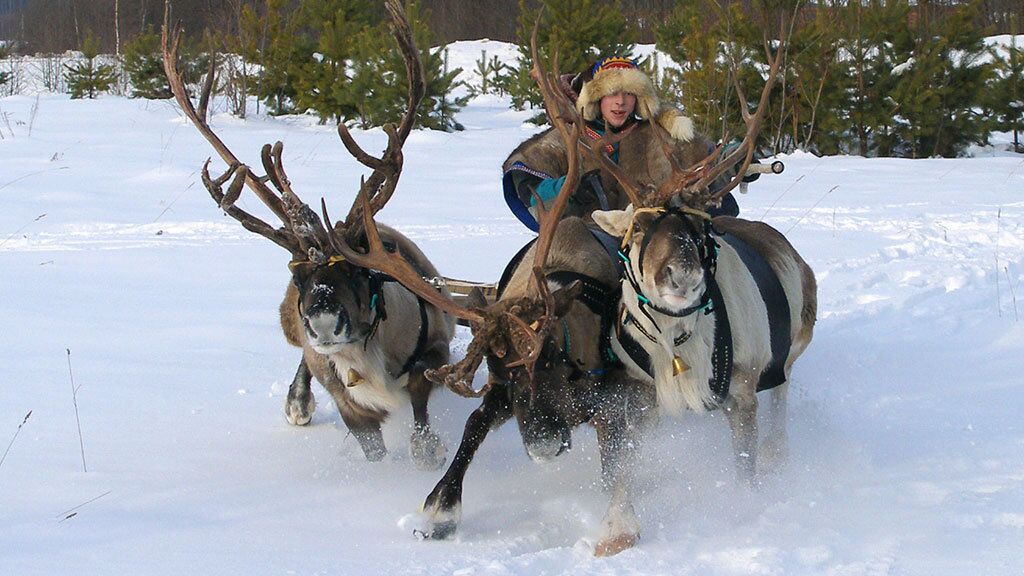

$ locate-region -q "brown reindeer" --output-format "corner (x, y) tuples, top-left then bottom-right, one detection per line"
(362, 25), (661, 557)
(161, 0), (454, 469)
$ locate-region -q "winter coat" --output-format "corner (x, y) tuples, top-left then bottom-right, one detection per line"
(502, 116), (738, 231)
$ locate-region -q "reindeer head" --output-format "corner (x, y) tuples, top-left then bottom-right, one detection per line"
(595, 206), (716, 316)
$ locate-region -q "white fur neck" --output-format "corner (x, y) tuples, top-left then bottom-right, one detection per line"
(616, 262), (717, 415)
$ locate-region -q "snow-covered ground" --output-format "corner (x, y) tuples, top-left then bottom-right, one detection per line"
(2, 55), (1023, 574)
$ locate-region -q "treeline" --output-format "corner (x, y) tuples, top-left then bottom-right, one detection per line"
(656, 0), (1024, 157)
(5, 0), (1024, 54)
(4, 0), (1023, 155)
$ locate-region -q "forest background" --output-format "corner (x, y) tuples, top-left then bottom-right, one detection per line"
(1, 0), (1023, 157)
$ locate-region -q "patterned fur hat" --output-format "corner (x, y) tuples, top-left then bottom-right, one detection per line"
(576, 57), (696, 142)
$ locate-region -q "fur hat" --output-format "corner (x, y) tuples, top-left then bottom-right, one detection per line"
(576, 57), (696, 142)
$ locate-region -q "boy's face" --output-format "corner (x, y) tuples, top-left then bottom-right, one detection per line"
(599, 91), (637, 128)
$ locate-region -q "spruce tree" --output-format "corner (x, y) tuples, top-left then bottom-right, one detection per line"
(292, 0), (377, 123)
(891, 1), (993, 157)
(785, 4), (847, 154)
(346, 1), (467, 131)
(0, 43), (10, 91)
(508, 0), (635, 116)
(985, 25), (1024, 152)
(655, 1), (765, 147)
(239, 0), (313, 115)
(123, 29), (172, 99)
(65, 32), (118, 99)
(835, 0), (912, 156)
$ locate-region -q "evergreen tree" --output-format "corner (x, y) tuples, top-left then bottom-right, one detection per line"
(122, 28), (172, 99)
(985, 24), (1024, 152)
(891, 1), (993, 157)
(292, 0), (377, 122)
(834, 0), (912, 156)
(346, 1), (467, 131)
(239, 0), (313, 115)
(655, 1), (764, 147)
(0, 43), (11, 90)
(783, 3), (847, 155)
(508, 0), (635, 116)
(65, 32), (118, 99)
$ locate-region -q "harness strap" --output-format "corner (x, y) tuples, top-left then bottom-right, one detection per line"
(615, 308), (653, 378)
(544, 269), (621, 369)
(718, 232), (791, 392)
(397, 296), (431, 377)
(705, 271), (732, 402)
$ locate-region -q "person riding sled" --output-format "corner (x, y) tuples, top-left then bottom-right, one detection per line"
(502, 56), (758, 232)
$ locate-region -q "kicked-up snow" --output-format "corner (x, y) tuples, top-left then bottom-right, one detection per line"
(2, 63), (1023, 574)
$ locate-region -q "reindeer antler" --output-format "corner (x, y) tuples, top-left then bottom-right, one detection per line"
(336, 0), (426, 245)
(161, 4), (337, 260)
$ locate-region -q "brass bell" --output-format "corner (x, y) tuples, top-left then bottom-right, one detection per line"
(672, 356), (689, 376)
(346, 368), (365, 387)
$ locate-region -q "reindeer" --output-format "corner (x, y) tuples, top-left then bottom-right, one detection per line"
(411, 15), (812, 557)
(160, 1), (454, 469)
(586, 21), (817, 484)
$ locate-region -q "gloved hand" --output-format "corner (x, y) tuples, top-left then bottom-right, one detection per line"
(742, 157), (761, 183)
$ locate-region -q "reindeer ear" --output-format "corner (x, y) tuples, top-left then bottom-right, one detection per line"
(550, 280), (583, 318)
(289, 261), (317, 286)
(592, 205), (635, 237)
(467, 287), (489, 309)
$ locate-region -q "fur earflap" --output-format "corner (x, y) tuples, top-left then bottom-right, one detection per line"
(656, 108), (697, 142)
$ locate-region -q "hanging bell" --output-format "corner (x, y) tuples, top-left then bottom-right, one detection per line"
(346, 369), (365, 387)
(672, 356), (689, 376)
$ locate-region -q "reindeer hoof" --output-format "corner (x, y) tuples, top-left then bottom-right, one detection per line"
(284, 395), (316, 426)
(414, 519), (457, 541)
(594, 533), (638, 557)
(410, 429), (448, 471)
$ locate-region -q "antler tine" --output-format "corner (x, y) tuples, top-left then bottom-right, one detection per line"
(333, 186), (487, 326)
(528, 15), (582, 283)
(160, 7), (293, 234)
(642, 140), (728, 207)
(320, 198), (347, 255)
(254, 141), (335, 254)
(339, 0), (425, 239)
(200, 160), (298, 252)
(384, 0), (426, 146)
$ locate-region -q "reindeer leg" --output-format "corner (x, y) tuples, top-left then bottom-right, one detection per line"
(723, 386), (759, 486)
(336, 399), (387, 462)
(284, 357), (317, 426)
(407, 345), (449, 471)
(759, 381), (789, 472)
(418, 382), (511, 540)
(307, 352), (388, 461)
(592, 378), (653, 557)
